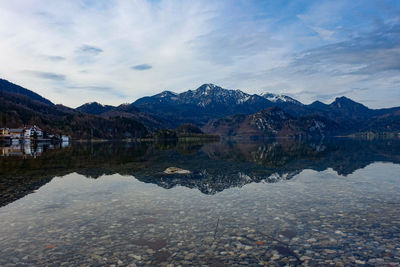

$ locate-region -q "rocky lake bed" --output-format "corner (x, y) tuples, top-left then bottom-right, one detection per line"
(0, 139), (399, 266)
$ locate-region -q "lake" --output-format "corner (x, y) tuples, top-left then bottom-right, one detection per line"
(0, 138), (399, 266)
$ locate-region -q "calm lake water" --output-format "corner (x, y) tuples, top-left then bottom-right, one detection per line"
(0, 138), (399, 266)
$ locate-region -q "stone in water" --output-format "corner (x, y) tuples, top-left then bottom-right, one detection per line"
(163, 167), (191, 174)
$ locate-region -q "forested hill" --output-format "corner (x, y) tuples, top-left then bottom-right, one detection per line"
(0, 79), (149, 139)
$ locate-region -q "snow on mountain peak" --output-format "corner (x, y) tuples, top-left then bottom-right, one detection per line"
(260, 92), (300, 104)
(144, 84), (303, 108)
(157, 91), (177, 98)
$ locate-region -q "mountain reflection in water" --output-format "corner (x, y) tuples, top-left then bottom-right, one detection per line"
(1, 138), (400, 266)
(0, 138), (399, 207)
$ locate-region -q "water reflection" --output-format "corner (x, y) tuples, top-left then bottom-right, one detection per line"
(0, 141), (68, 158)
(0, 138), (399, 266)
(0, 138), (399, 206)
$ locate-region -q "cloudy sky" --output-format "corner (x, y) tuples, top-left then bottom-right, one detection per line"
(0, 0), (399, 108)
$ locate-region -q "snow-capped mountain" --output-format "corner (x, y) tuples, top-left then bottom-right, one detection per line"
(136, 83), (300, 108)
(179, 84), (253, 106)
(1, 77), (399, 140)
(75, 82), (400, 133)
(133, 83), (303, 126)
(260, 92), (302, 105)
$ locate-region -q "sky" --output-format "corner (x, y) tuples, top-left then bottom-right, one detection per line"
(0, 0), (399, 108)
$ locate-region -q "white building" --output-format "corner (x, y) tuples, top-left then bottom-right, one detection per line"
(24, 125), (43, 139)
(61, 135), (69, 142)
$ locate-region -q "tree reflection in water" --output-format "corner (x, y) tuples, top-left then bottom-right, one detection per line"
(0, 137), (399, 206)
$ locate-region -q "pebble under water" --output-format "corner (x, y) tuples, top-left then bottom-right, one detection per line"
(0, 139), (399, 266)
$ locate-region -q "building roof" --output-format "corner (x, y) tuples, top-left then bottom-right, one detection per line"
(25, 125), (42, 131)
(10, 128), (24, 132)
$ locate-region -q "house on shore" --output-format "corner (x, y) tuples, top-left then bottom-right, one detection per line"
(1, 125), (69, 143)
(5, 126), (43, 141)
(61, 135), (69, 142)
(10, 128), (24, 139)
(24, 125), (43, 139)
(0, 128), (10, 136)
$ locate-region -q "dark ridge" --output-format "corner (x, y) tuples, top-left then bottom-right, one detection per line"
(0, 78), (53, 106)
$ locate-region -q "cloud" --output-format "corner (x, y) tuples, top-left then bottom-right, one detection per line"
(74, 45), (103, 64)
(292, 24), (400, 76)
(246, 20), (400, 107)
(42, 55), (66, 62)
(0, 0), (399, 108)
(309, 26), (335, 41)
(65, 85), (126, 98)
(23, 70), (66, 81)
(131, 64), (152, 71)
(77, 45), (103, 55)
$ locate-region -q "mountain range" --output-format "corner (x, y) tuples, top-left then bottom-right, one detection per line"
(0, 79), (149, 139)
(132, 84), (303, 126)
(0, 78), (399, 139)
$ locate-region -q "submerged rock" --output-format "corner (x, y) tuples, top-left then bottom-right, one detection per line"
(163, 167), (191, 174)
